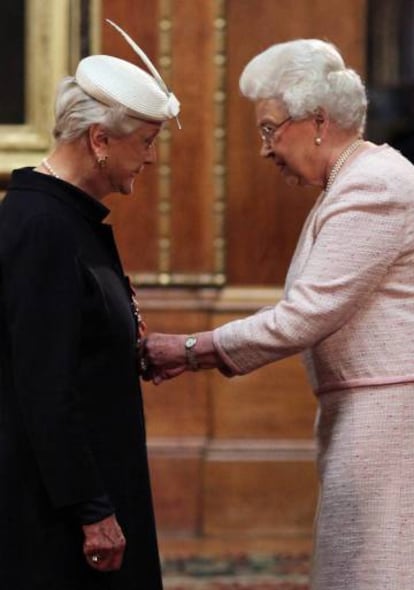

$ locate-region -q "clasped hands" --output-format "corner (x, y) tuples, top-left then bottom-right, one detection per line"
(140, 331), (218, 384)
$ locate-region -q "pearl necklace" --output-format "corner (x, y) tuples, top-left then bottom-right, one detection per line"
(325, 139), (363, 193)
(42, 158), (61, 180)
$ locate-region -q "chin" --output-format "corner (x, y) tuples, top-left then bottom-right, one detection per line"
(284, 174), (300, 187)
(280, 165), (307, 188)
(118, 178), (136, 195)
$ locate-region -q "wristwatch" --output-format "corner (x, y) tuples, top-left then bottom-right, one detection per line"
(185, 335), (199, 371)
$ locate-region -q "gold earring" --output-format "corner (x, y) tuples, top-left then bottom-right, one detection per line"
(314, 137), (322, 146)
(97, 155), (108, 168)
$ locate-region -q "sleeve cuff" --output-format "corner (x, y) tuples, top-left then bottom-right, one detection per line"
(71, 493), (115, 525)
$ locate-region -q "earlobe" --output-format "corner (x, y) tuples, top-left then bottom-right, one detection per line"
(314, 109), (326, 146)
(314, 107), (326, 125)
(315, 112), (325, 126)
(89, 124), (109, 150)
(88, 125), (109, 165)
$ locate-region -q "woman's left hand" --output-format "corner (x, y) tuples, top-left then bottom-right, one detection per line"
(82, 514), (126, 572)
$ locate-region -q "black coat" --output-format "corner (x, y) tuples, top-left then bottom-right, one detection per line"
(0, 168), (162, 590)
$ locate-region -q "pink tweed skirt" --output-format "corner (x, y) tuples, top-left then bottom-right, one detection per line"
(311, 383), (414, 590)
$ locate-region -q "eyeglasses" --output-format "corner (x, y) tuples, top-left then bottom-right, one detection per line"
(144, 137), (157, 151)
(259, 116), (292, 143)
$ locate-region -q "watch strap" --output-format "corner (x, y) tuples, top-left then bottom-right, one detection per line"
(185, 335), (199, 371)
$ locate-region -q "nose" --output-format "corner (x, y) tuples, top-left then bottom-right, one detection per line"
(260, 141), (273, 158)
(145, 144), (157, 164)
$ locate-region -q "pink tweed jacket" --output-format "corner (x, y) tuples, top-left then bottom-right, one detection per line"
(214, 144), (414, 394)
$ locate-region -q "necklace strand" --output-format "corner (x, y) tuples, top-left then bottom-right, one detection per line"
(325, 139), (363, 193)
(42, 158), (61, 180)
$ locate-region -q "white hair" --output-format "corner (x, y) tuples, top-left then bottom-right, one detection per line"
(53, 77), (143, 142)
(239, 39), (367, 132)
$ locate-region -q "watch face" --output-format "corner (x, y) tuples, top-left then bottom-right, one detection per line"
(185, 336), (197, 349)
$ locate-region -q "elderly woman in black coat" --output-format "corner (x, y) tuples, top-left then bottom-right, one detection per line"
(0, 22), (179, 590)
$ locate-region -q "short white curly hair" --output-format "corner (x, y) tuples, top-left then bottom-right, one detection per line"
(239, 39), (367, 133)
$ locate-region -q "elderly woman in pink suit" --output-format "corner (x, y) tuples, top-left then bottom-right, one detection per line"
(144, 39), (414, 589)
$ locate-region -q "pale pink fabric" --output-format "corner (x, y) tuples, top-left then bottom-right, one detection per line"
(214, 144), (414, 589)
(214, 144), (414, 394)
(313, 383), (414, 590)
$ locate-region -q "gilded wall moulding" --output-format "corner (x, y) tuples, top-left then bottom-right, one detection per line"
(0, 0), (100, 176)
(133, 0), (227, 287)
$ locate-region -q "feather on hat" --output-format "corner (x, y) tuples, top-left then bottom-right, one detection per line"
(75, 20), (181, 127)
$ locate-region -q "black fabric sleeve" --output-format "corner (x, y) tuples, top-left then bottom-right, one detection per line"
(72, 494), (115, 525)
(3, 213), (108, 508)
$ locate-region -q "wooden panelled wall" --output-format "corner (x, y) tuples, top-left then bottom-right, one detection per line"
(102, 0), (367, 552)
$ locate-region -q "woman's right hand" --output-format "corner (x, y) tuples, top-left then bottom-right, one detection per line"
(143, 331), (221, 384)
(82, 514), (126, 571)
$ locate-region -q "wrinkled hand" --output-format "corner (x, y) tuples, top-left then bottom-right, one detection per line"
(142, 331), (221, 384)
(82, 514), (126, 572)
(142, 333), (188, 384)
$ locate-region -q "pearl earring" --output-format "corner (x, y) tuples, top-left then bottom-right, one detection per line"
(315, 137), (322, 146)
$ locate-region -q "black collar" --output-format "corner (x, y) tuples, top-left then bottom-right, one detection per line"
(7, 167), (110, 224)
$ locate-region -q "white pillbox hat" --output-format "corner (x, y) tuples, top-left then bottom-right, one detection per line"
(75, 20), (180, 126)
